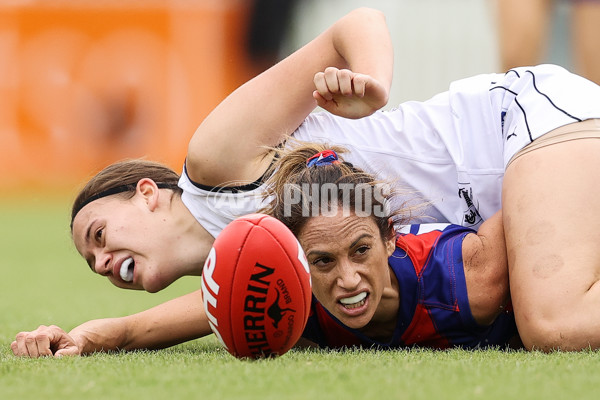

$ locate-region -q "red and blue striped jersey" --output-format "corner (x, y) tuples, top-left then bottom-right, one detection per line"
(301, 224), (517, 349)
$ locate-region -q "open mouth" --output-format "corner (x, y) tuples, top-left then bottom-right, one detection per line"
(120, 257), (135, 282)
(339, 292), (368, 309)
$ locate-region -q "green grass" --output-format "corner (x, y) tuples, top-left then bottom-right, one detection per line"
(2, 195), (600, 400)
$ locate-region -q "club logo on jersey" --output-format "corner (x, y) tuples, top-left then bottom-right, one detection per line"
(458, 187), (482, 227)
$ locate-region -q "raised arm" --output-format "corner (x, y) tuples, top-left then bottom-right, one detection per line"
(12, 290), (211, 357)
(187, 7), (393, 186)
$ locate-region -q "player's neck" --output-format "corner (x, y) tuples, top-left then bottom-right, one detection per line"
(172, 195), (215, 275)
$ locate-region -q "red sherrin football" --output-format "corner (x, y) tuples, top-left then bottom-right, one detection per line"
(201, 213), (312, 359)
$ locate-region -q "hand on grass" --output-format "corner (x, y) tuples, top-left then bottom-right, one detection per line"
(313, 67), (388, 119)
(11, 325), (81, 358)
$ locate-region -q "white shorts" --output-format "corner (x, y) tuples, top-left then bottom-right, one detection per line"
(492, 66), (600, 167)
(508, 119), (600, 167)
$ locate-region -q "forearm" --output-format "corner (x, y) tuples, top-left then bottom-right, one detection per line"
(188, 8), (393, 186)
(70, 290), (212, 354)
(68, 317), (131, 355)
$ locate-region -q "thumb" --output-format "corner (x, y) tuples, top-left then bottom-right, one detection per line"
(312, 91), (336, 113)
(54, 346), (80, 358)
(312, 91), (325, 107)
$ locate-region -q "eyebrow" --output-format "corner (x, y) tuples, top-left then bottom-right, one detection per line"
(83, 222), (96, 271)
(306, 249), (330, 258)
(85, 223), (92, 245)
(306, 233), (373, 257)
(350, 233), (373, 248)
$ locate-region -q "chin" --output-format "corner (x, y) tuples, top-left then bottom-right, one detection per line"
(143, 274), (172, 293)
(335, 312), (370, 330)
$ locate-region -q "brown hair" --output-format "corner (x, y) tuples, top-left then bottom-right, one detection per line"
(70, 159), (182, 229)
(261, 140), (426, 240)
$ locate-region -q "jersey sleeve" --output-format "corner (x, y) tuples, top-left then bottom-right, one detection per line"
(178, 163), (270, 238)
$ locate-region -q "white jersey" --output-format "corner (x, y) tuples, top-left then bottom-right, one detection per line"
(180, 64), (600, 237)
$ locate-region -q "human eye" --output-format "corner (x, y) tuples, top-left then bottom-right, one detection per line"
(311, 256), (334, 268)
(94, 227), (104, 244)
(354, 245), (370, 257)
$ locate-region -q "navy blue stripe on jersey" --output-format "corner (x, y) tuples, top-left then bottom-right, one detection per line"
(182, 160), (270, 193)
(489, 86), (518, 96)
(489, 82), (531, 142)
(524, 69), (582, 123)
(505, 68), (520, 78)
(514, 98), (533, 142)
(490, 69), (584, 143)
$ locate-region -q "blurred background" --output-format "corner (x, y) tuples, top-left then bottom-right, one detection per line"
(0, 0), (596, 194)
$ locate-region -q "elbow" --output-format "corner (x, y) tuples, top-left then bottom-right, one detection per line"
(514, 303), (600, 352)
(350, 7), (385, 20)
(341, 7), (386, 28)
(518, 317), (591, 352)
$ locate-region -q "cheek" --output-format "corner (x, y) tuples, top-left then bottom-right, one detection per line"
(369, 253), (391, 285)
(377, 254), (391, 273)
(112, 223), (139, 241)
(309, 269), (331, 299)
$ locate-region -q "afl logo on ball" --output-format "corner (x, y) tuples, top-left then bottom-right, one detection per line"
(201, 247), (225, 345)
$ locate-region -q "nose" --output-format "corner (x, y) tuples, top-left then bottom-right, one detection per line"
(335, 258), (360, 290)
(93, 252), (112, 276)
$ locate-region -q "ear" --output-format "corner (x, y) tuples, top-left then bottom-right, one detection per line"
(136, 178), (160, 211)
(385, 218), (396, 257)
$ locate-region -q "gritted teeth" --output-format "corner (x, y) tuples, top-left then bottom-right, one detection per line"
(120, 257), (134, 282)
(339, 292), (367, 306)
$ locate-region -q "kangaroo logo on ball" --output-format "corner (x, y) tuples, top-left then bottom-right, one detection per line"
(267, 287), (296, 329)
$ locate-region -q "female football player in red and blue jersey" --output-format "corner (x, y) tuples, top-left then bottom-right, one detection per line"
(262, 143), (519, 349)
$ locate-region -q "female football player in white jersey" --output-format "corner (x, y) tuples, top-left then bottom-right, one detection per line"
(11, 6), (600, 356)
(11, 7), (396, 357)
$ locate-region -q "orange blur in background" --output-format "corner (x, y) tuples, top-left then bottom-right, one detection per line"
(0, 0), (255, 192)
